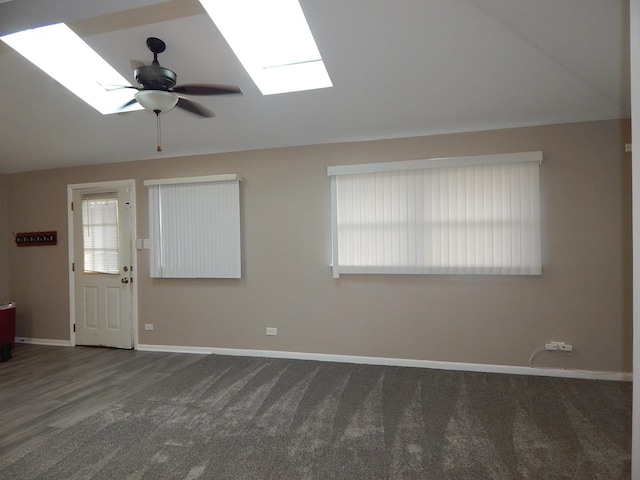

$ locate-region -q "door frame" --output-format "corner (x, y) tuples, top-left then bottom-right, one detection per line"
(67, 179), (138, 348)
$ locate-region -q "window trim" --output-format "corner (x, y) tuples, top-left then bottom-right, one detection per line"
(143, 174), (241, 187)
(327, 151), (542, 176)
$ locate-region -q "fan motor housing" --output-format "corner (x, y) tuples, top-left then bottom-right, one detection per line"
(134, 65), (177, 90)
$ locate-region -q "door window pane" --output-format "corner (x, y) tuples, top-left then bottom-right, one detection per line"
(82, 194), (119, 274)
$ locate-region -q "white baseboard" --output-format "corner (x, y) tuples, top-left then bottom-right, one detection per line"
(15, 337), (73, 347)
(136, 344), (632, 381)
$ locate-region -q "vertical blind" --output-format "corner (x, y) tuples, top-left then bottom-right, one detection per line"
(328, 152), (542, 277)
(145, 175), (242, 278)
(82, 193), (120, 274)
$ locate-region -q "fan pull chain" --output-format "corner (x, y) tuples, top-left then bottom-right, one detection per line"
(155, 110), (162, 152)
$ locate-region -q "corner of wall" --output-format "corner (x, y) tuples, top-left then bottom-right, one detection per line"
(0, 174), (9, 303)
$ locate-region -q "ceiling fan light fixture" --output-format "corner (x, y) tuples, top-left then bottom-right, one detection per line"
(134, 90), (179, 113)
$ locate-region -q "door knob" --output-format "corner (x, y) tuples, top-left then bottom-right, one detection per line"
(121, 278), (129, 284)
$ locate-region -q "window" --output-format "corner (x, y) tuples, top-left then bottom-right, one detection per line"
(328, 152), (542, 278)
(82, 193), (119, 274)
(199, 0), (332, 95)
(145, 175), (242, 279)
(1, 23), (140, 115)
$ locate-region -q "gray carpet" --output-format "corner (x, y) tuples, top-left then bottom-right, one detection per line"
(0, 354), (631, 479)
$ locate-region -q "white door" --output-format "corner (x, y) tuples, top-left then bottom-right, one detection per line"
(72, 185), (133, 349)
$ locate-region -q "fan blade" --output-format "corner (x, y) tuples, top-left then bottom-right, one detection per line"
(176, 97), (215, 117)
(172, 84), (241, 96)
(99, 82), (139, 92)
(130, 59), (146, 70)
(116, 98), (139, 112)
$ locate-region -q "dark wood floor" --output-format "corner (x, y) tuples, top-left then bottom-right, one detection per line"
(0, 344), (205, 462)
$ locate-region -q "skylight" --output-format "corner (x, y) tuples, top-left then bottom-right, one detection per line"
(1, 23), (140, 115)
(199, 0), (332, 95)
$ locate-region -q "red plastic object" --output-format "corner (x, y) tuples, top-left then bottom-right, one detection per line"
(0, 302), (16, 349)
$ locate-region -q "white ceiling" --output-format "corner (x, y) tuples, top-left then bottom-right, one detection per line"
(0, 0), (629, 174)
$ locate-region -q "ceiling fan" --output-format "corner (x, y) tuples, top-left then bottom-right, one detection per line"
(113, 37), (242, 151)
(118, 37), (242, 118)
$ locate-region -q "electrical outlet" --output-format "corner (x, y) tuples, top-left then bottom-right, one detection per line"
(266, 327), (278, 336)
(545, 341), (572, 352)
(144, 324), (154, 331)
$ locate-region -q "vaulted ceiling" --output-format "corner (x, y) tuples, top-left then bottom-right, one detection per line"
(0, 0), (629, 173)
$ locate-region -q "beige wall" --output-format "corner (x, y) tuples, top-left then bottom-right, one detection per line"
(0, 175), (9, 304)
(5, 119), (632, 371)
